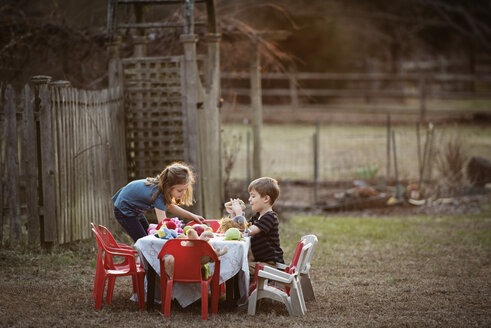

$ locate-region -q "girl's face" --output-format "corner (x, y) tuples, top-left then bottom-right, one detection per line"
(248, 189), (269, 213)
(170, 183), (188, 201)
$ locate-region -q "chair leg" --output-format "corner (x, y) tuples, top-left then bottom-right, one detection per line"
(131, 274), (138, 294)
(289, 282), (305, 316)
(93, 263), (103, 300)
(106, 276), (116, 304)
(164, 280), (173, 318)
(160, 277), (167, 315)
(247, 289), (258, 315)
(296, 278), (307, 314)
(201, 282), (209, 320)
(135, 273), (145, 311)
(95, 275), (106, 310)
(211, 280), (219, 314)
(300, 274), (315, 301)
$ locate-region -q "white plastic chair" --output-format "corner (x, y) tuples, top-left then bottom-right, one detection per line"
(275, 234), (317, 301)
(248, 241), (312, 316)
(298, 234), (317, 301)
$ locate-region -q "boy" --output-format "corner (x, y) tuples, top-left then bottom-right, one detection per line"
(230, 177), (284, 278)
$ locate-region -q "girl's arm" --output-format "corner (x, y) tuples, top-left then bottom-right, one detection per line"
(154, 208), (167, 224)
(167, 204), (204, 224)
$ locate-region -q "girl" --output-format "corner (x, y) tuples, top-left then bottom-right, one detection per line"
(112, 162), (204, 242)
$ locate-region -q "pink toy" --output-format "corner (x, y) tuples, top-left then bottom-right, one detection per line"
(169, 217), (184, 234)
(147, 223), (158, 235)
(165, 221), (177, 230)
(147, 217), (184, 235)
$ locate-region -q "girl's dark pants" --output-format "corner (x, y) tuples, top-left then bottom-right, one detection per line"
(113, 207), (150, 242)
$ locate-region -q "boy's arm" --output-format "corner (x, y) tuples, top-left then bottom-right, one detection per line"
(247, 225), (261, 236)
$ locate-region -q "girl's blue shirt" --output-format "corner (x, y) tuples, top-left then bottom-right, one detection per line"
(112, 179), (166, 216)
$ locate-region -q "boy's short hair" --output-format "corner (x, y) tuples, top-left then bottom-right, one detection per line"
(248, 177), (280, 205)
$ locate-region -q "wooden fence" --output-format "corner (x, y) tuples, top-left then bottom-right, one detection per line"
(0, 79), (126, 246)
(221, 72), (491, 121)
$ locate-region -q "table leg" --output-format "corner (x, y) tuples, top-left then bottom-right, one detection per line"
(233, 274), (240, 301)
(146, 265), (156, 311)
(225, 272), (240, 308)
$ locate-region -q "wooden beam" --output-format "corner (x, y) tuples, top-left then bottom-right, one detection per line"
(5, 85), (22, 243)
(22, 84), (40, 245)
(39, 85), (57, 245)
(250, 45), (262, 179)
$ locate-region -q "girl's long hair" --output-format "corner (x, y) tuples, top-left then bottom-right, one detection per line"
(145, 162), (195, 206)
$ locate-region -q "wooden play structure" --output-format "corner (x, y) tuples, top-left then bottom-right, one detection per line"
(106, 0), (222, 219)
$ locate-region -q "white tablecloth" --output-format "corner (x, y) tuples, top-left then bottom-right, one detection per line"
(134, 234), (250, 308)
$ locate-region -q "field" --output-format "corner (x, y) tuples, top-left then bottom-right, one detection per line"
(222, 122), (491, 184)
(0, 198), (490, 327)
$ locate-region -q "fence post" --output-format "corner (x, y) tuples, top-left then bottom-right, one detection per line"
(38, 83), (57, 247)
(22, 84), (40, 245)
(386, 114), (391, 183)
(246, 130), (251, 184)
(192, 33), (223, 219)
(132, 3), (147, 57)
(181, 33), (202, 214)
(416, 122), (422, 180)
(107, 36), (123, 89)
(250, 44), (262, 178)
(313, 121), (320, 206)
(419, 75), (427, 123)
(289, 68), (299, 110)
(392, 130), (403, 199)
(30, 76), (52, 246)
(5, 85), (22, 244)
(0, 86), (3, 244)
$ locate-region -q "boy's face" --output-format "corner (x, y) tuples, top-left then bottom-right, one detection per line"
(248, 189), (270, 213)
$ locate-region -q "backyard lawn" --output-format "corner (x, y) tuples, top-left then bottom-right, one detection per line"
(0, 200), (490, 327)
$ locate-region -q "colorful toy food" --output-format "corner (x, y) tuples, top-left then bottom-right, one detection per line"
(192, 224), (205, 236)
(224, 227), (241, 241)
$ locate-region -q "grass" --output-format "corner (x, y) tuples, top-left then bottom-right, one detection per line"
(0, 208), (490, 327)
(222, 123), (491, 181)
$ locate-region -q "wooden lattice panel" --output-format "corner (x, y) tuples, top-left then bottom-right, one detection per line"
(122, 56), (188, 178)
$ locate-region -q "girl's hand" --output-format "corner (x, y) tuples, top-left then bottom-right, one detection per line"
(192, 214), (204, 224)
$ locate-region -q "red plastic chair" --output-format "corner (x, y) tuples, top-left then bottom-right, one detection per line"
(98, 224), (138, 254)
(186, 220), (220, 233)
(157, 239), (221, 320)
(249, 239), (306, 296)
(91, 227), (145, 311)
(90, 223), (141, 299)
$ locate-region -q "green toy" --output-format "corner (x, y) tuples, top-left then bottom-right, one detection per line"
(224, 227), (242, 241)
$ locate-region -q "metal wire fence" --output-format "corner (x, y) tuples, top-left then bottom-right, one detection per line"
(222, 122), (491, 185)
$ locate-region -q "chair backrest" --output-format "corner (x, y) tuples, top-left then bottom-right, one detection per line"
(285, 239), (306, 275)
(92, 226), (137, 271)
(158, 239), (219, 282)
(186, 220), (220, 233)
(91, 227), (105, 266)
(98, 225), (121, 249)
(295, 242), (312, 277)
(299, 234), (318, 274)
